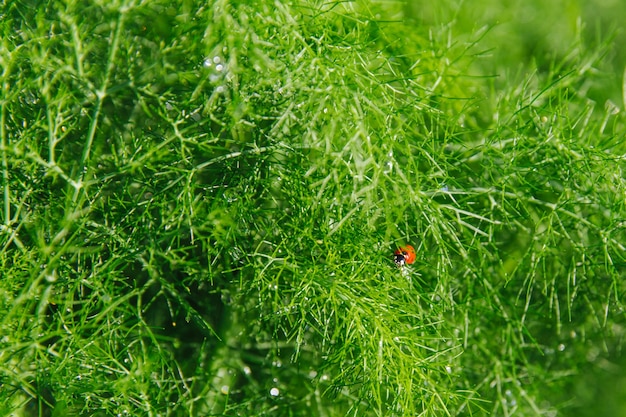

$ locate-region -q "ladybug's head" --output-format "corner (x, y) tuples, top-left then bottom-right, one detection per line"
(393, 252), (407, 267)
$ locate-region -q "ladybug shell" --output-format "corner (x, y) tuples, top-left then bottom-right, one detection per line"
(394, 245), (416, 266)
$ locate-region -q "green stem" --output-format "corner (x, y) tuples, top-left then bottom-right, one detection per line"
(73, 8), (126, 204)
(1, 98), (9, 226)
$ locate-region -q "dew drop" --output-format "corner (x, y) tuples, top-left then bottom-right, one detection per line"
(44, 270), (57, 283)
(190, 110), (202, 121)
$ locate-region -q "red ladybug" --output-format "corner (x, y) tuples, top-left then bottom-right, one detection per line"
(393, 245), (416, 267)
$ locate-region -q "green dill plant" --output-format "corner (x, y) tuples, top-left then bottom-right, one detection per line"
(0, 0), (624, 416)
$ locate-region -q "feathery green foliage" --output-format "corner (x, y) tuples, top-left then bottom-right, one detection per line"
(1, 0), (625, 416)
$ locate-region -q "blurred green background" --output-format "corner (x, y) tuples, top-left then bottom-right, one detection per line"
(409, 0), (626, 104)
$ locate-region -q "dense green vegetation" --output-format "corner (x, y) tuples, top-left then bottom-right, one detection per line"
(1, 0), (625, 415)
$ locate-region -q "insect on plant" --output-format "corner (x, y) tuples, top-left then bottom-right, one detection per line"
(393, 245), (416, 267)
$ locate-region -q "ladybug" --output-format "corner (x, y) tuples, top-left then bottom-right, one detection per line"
(393, 245), (416, 267)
